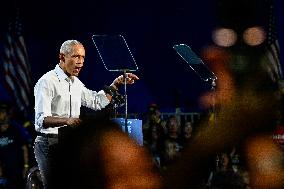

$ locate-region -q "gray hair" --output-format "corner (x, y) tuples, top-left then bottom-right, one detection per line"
(60, 40), (83, 55)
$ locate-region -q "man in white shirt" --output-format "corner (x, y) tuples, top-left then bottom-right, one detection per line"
(33, 39), (139, 189)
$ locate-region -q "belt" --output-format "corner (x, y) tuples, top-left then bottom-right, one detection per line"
(36, 132), (58, 138)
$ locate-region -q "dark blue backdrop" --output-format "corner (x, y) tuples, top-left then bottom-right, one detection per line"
(1, 0), (284, 115)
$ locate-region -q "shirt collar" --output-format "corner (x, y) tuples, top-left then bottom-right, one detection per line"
(54, 64), (73, 83)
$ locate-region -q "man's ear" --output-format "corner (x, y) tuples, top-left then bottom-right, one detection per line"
(59, 53), (65, 62)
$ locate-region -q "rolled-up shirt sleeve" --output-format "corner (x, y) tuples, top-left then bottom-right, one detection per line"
(81, 86), (110, 110)
(34, 79), (52, 131)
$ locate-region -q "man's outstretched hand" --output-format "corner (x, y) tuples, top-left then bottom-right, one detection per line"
(111, 73), (139, 89)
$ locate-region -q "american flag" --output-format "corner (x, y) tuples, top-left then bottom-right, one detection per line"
(0, 10), (32, 114)
(264, 3), (283, 82)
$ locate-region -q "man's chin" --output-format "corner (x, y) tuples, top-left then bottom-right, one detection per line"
(73, 72), (80, 77)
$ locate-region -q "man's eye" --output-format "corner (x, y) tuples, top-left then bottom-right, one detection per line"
(72, 55), (84, 59)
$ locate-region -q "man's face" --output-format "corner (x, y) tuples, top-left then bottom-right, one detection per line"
(60, 44), (85, 77)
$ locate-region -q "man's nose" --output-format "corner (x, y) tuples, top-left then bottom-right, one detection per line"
(77, 57), (84, 65)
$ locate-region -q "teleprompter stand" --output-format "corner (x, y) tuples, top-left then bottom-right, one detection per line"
(92, 34), (139, 135)
(173, 44), (218, 126)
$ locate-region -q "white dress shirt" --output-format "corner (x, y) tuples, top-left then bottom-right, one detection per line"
(34, 64), (110, 134)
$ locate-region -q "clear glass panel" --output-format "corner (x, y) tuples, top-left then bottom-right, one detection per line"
(92, 34), (138, 72)
(173, 44), (217, 82)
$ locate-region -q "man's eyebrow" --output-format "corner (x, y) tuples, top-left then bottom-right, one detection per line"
(72, 54), (85, 58)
